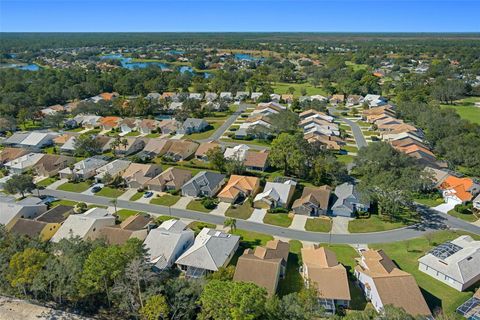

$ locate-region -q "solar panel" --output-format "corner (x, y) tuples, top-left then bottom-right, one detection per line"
(456, 297), (480, 319)
(429, 242), (462, 260)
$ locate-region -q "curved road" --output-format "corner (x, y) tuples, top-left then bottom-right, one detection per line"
(199, 103), (248, 143)
(329, 106), (368, 148)
(39, 189), (480, 244)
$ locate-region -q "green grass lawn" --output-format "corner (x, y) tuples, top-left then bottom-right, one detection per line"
(36, 176), (58, 188)
(150, 194), (180, 207)
(263, 213), (293, 227)
(51, 199), (78, 207)
(278, 240), (304, 296)
(186, 199), (212, 213)
(231, 229), (274, 248)
(95, 187), (125, 198)
(57, 181), (90, 192)
(440, 97), (480, 125)
(345, 61), (369, 72)
(155, 215), (178, 224)
(43, 146), (58, 155)
(272, 82), (327, 97)
(225, 202), (254, 220)
(370, 231), (480, 315)
(414, 197), (444, 207)
(342, 145), (358, 153)
(188, 221), (216, 235)
(336, 154), (355, 164)
(145, 133), (161, 138)
(305, 217), (332, 232)
(362, 130), (379, 136)
(116, 209), (141, 221)
(129, 192), (144, 201)
(448, 209), (479, 223)
(125, 131), (140, 137)
(185, 122), (221, 140)
(348, 214), (418, 233)
(65, 127), (84, 132)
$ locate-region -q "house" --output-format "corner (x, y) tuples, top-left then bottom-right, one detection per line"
(158, 119), (182, 134)
(235, 91), (249, 101)
(310, 94), (328, 102)
(219, 92), (233, 101)
(18, 132), (58, 150)
(292, 186), (332, 216)
(331, 182), (370, 217)
(233, 240), (289, 296)
(99, 116), (122, 131)
(304, 133), (344, 150)
(40, 104), (65, 116)
(299, 109), (334, 122)
(217, 175), (260, 203)
(204, 92), (218, 102)
(161, 92), (176, 100)
(346, 95), (364, 106)
(169, 102), (183, 111)
(254, 180), (297, 209)
(418, 235), (480, 291)
(9, 218), (60, 241)
(146, 92), (161, 101)
(73, 115), (102, 129)
(0, 197), (47, 229)
(456, 288), (480, 319)
(474, 194), (480, 210)
(94, 159), (131, 182)
(329, 94), (345, 105)
(59, 136), (77, 154)
(244, 150), (269, 171)
(163, 140), (199, 161)
(195, 141), (222, 161)
(53, 133), (75, 146)
(122, 163), (163, 189)
(224, 144), (250, 161)
(0, 147), (28, 166)
(2, 132), (29, 148)
(96, 214), (152, 245)
(355, 249), (431, 317)
(182, 171), (226, 198)
(301, 246), (351, 314)
(270, 93), (281, 102)
(179, 118), (209, 135)
(439, 176), (480, 205)
(252, 102), (286, 116)
(138, 119), (161, 135)
(120, 118), (139, 134)
(363, 94), (387, 107)
(51, 208), (116, 243)
(33, 154), (75, 177)
(251, 92), (263, 101)
(36, 205), (74, 224)
(58, 157), (108, 180)
(281, 94), (294, 103)
(146, 167), (192, 192)
(144, 219), (195, 271)
(139, 138), (172, 160)
(4, 152), (45, 174)
(175, 228), (240, 278)
(236, 115), (272, 139)
(114, 137), (145, 156)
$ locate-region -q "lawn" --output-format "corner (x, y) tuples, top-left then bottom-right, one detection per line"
(51, 199), (78, 207)
(185, 122), (221, 140)
(186, 199), (212, 213)
(57, 181), (90, 192)
(370, 231), (480, 314)
(116, 209), (141, 221)
(305, 217), (332, 232)
(225, 202), (254, 220)
(36, 176), (58, 188)
(272, 82), (327, 97)
(345, 61), (369, 72)
(155, 215), (178, 224)
(145, 133), (161, 138)
(221, 137), (271, 148)
(129, 192), (143, 201)
(448, 209), (479, 223)
(342, 145), (358, 153)
(125, 131), (140, 137)
(336, 154), (355, 164)
(440, 97), (480, 125)
(348, 214), (418, 233)
(150, 194), (180, 207)
(278, 240), (304, 296)
(95, 187), (125, 198)
(414, 197), (444, 207)
(231, 229), (274, 248)
(187, 221), (216, 235)
(263, 213), (292, 227)
(65, 127), (84, 132)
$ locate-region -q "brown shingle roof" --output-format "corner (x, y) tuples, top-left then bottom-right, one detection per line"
(9, 219), (47, 239)
(36, 205), (73, 224)
(195, 141), (221, 157)
(292, 186), (332, 211)
(0, 147), (28, 164)
(244, 151), (269, 169)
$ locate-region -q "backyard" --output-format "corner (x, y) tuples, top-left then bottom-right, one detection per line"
(185, 121), (221, 140)
(272, 82), (327, 97)
(278, 240), (304, 296)
(440, 97), (480, 125)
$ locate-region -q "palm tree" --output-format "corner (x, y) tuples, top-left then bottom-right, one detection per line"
(110, 198), (118, 216)
(224, 218), (237, 232)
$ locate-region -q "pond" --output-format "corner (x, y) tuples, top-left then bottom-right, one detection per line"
(155, 115), (173, 120)
(234, 53), (264, 61)
(0, 63), (41, 71)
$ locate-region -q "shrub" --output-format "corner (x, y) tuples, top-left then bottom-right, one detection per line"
(454, 203), (473, 215)
(201, 197), (218, 210)
(267, 207), (288, 213)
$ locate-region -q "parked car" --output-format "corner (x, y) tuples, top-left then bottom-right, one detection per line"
(144, 191), (154, 198)
(91, 186), (102, 193)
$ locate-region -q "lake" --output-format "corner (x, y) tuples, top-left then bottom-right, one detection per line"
(234, 53), (264, 61)
(0, 63), (40, 71)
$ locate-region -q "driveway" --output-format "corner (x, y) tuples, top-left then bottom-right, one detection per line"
(198, 103), (248, 142)
(170, 134), (184, 140)
(432, 201), (457, 213)
(210, 202), (230, 216)
(331, 216), (353, 234)
(247, 208), (267, 223)
(118, 188), (138, 201)
(46, 178), (68, 190)
(172, 196), (193, 209)
(82, 183), (104, 196)
(290, 215), (307, 231)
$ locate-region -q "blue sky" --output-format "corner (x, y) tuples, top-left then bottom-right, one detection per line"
(1, 0), (479, 32)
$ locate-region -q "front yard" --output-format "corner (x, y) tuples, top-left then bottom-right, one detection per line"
(129, 191), (144, 201)
(263, 213), (292, 227)
(348, 214), (418, 233)
(187, 221), (216, 235)
(36, 176), (58, 188)
(186, 199), (213, 213)
(225, 202), (254, 220)
(448, 208), (479, 223)
(57, 181), (90, 192)
(150, 194), (180, 207)
(185, 121), (221, 140)
(116, 209), (141, 221)
(305, 217), (332, 232)
(95, 187), (125, 198)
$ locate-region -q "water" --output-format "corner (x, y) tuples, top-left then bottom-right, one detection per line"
(234, 53), (263, 61)
(168, 50), (185, 55)
(155, 115), (173, 120)
(0, 63), (40, 71)
(179, 66), (193, 74)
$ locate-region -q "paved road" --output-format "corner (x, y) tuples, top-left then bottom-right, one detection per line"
(199, 103), (248, 142)
(40, 189), (480, 244)
(329, 107), (368, 148)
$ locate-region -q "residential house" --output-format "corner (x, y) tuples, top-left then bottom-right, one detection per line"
(51, 208), (116, 243)
(244, 150), (269, 171)
(122, 163), (162, 189)
(364, 94), (387, 107)
(310, 94), (328, 102)
(217, 175), (260, 203)
(281, 94), (294, 104)
(329, 94), (345, 106)
(120, 118), (139, 134)
(53, 133), (75, 146)
(36, 205), (74, 225)
(18, 132), (58, 150)
(292, 186), (332, 216)
(33, 154), (75, 177)
(270, 93), (281, 102)
(58, 157), (108, 180)
(146, 167), (192, 192)
(224, 144), (250, 161)
(94, 159), (132, 182)
(163, 140), (199, 161)
(182, 171), (226, 198)
(175, 228), (240, 278)
(169, 102), (183, 111)
(301, 246), (351, 314)
(346, 95), (364, 107)
(95, 136), (114, 153)
(299, 109), (334, 122)
(0, 197), (47, 229)
(99, 116), (122, 131)
(235, 91), (249, 101)
(205, 92), (218, 102)
(2, 132), (29, 148)
(250, 92), (263, 101)
(331, 183), (370, 217)
(96, 214), (152, 245)
(4, 152), (45, 174)
(114, 137), (145, 156)
(158, 119), (182, 134)
(139, 138), (172, 160)
(161, 92), (176, 100)
(40, 104), (65, 116)
(9, 218), (60, 241)
(146, 92), (161, 101)
(0, 147), (28, 166)
(179, 118), (209, 135)
(236, 115), (272, 139)
(144, 219), (195, 271)
(252, 102), (286, 116)
(195, 141), (222, 161)
(304, 133), (344, 150)
(59, 136), (77, 154)
(439, 175), (480, 205)
(73, 115), (102, 129)
(219, 92), (233, 101)
(355, 249), (431, 316)
(474, 194), (480, 210)
(233, 240), (289, 296)
(456, 288), (480, 319)
(189, 93), (203, 100)
(418, 235), (480, 291)
(254, 180), (297, 209)
(138, 119), (161, 135)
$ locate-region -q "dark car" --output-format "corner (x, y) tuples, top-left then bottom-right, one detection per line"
(144, 191), (154, 198)
(91, 186), (102, 193)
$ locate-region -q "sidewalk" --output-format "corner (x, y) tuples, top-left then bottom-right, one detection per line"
(46, 178), (68, 190)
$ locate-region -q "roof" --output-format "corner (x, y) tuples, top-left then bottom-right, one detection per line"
(254, 180), (297, 206)
(332, 182), (367, 211)
(4, 153), (44, 170)
(33, 154), (75, 173)
(20, 132), (56, 146)
(440, 176), (476, 202)
(183, 118), (208, 129)
(122, 163), (159, 182)
(0, 147), (28, 164)
(301, 247), (351, 301)
(0, 200), (46, 226)
(143, 138), (172, 154)
(244, 151), (269, 169)
(165, 140), (199, 158)
(4, 132), (29, 145)
(292, 185), (332, 211)
(218, 175), (260, 200)
(99, 116), (122, 128)
(53, 133), (75, 145)
(183, 171), (226, 193)
(97, 214), (150, 245)
(94, 159), (131, 180)
(9, 219), (48, 238)
(58, 157), (108, 176)
(36, 205), (73, 223)
(146, 167), (192, 190)
(139, 119), (160, 130)
(175, 228), (240, 271)
(418, 235), (480, 285)
(233, 240), (289, 295)
(195, 141), (221, 157)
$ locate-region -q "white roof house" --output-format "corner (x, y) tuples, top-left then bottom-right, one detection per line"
(4, 153), (45, 174)
(310, 95), (328, 102)
(143, 219), (194, 270)
(474, 193), (480, 210)
(94, 159), (132, 182)
(58, 157), (108, 180)
(418, 235), (480, 291)
(223, 144), (250, 161)
(219, 92), (233, 100)
(59, 136), (77, 152)
(175, 228), (240, 278)
(254, 180), (297, 209)
(51, 208), (115, 243)
(364, 94), (387, 107)
(20, 132), (58, 149)
(0, 197), (47, 229)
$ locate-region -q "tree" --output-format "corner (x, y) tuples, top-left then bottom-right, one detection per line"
(225, 156), (246, 176)
(74, 134), (101, 157)
(42, 112), (65, 129)
(74, 202), (87, 213)
(140, 295), (170, 320)
(110, 198), (118, 215)
(224, 218), (237, 232)
(269, 133), (309, 176)
(164, 278), (203, 320)
(268, 110), (300, 134)
(16, 108), (29, 129)
(266, 286), (325, 320)
(206, 146), (226, 172)
(287, 87), (295, 95)
(0, 116), (17, 132)
(4, 174), (36, 198)
(8, 248), (48, 295)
